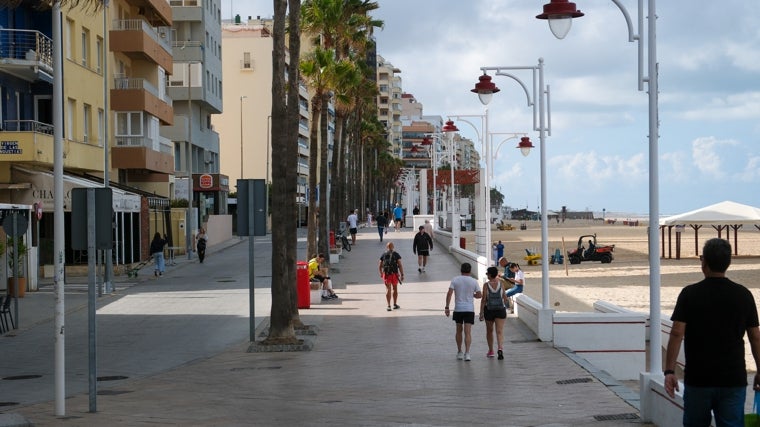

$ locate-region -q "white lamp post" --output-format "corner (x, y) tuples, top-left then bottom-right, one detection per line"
(422, 134), (443, 229)
(442, 120), (459, 248)
(535, 0), (662, 377)
(471, 59), (552, 321)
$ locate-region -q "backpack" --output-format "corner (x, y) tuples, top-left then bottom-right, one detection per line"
(381, 251), (397, 274)
(486, 284), (505, 310)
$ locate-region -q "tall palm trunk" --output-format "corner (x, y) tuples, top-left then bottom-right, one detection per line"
(318, 94), (330, 259)
(306, 95), (321, 259)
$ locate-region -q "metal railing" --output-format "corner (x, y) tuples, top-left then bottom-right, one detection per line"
(0, 28), (53, 69)
(112, 19), (173, 55)
(3, 119), (54, 135)
(113, 76), (172, 107)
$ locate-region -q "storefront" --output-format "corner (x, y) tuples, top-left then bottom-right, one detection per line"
(193, 173), (229, 229)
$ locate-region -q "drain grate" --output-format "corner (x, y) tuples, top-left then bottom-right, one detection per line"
(556, 377), (593, 385)
(3, 375), (42, 381)
(593, 413), (640, 421)
(97, 375), (129, 381)
(0, 402), (19, 407)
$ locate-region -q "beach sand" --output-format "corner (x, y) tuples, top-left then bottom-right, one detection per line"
(461, 219), (760, 315)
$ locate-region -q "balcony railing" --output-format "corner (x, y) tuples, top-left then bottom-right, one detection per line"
(115, 136), (173, 155)
(169, 0), (199, 5)
(113, 76), (173, 107)
(3, 119), (54, 135)
(0, 29), (53, 73)
(112, 19), (173, 55)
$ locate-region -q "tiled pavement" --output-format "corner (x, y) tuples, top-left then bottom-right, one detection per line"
(0, 227), (648, 426)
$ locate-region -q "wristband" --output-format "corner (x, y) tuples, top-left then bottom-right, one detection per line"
(663, 369), (675, 376)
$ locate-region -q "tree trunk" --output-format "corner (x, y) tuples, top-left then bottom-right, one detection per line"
(264, 0), (300, 345)
(318, 94), (330, 260)
(307, 95), (321, 259)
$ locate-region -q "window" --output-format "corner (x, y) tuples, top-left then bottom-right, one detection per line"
(66, 98), (75, 140)
(83, 103), (91, 142)
(242, 52), (252, 69)
(115, 112), (143, 136)
(97, 109), (104, 146)
(96, 36), (103, 73)
(81, 27), (90, 67)
(65, 19), (74, 60)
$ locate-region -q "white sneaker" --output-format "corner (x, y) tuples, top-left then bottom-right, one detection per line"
(456, 351), (464, 360)
(464, 353), (471, 361)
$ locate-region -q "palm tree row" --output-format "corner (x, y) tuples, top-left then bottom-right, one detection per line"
(301, 0), (397, 260)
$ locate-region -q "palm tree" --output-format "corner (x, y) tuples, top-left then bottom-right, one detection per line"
(264, 0), (302, 344)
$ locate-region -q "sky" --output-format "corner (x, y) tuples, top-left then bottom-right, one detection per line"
(224, 1), (760, 217)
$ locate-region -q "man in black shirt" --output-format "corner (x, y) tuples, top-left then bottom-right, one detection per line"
(665, 238), (760, 426)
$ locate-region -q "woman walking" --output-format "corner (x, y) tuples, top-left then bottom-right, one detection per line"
(196, 227), (209, 263)
(479, 266), (508, 360)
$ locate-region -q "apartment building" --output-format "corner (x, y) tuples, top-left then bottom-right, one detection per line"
(376, 55), (402, 156)
(214, 16), (311, 210)
(163, 0), (225, 227)
(108, 0), (174, 195)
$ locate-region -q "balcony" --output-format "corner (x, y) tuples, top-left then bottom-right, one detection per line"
(0, 29), (53, 83)
(133, 0), (172, 26)
(1, 120), (103, 171)
(111, 77), (173, 125)
(110, 20), (173, 72)
(112, 136), (174, 174)
(170, 0), (202, 22)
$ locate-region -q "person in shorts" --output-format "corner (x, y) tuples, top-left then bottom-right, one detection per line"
(412, 225), (433, 272)
(378, 242), (404, 311)
(309, 253), (337, 300)
(444, 263), (482, 361)
(479, 266), (508, 360)
(347, 209), (359, 245)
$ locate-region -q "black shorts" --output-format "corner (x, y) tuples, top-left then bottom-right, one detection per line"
(452, 311), (475, 324)
(484, 307), (507, 321)
(349, 227), (357, 235)
(417, 250), (430, 257)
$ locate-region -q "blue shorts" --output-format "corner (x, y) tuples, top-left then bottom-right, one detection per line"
(452, 312), (475, 324)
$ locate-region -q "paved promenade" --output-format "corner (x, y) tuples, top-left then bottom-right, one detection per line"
(0, 227), (648, 426)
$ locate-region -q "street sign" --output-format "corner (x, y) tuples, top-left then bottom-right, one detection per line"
(2, 211), (28, 238)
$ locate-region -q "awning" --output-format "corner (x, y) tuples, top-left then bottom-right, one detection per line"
(10, 166), (141, 213)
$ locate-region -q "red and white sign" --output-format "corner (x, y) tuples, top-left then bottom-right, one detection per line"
(34, 202), (43, 220)
(199, 174), (213, 189)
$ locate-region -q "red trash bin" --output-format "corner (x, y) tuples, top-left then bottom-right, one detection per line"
(459, 237), (466, 249)
(296, 261), (310, 309)
(329, 231), (335, 248)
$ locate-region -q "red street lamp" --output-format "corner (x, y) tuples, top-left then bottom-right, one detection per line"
(470, 73), (500, 106)
(536, 0), (584, 39)
(420, 136), (433, 146)
(441, 120), (460, 245)
(517, 136), (534, 157)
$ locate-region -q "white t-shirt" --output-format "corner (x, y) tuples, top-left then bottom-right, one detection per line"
(449, 275), (480, 312)
(347, 213), (358, 228)
(513, 269), (525, 285)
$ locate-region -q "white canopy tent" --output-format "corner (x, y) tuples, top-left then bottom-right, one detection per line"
(659, 201), (760, 257)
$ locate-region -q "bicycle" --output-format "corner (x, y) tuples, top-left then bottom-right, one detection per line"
(338, 229), (351, 252)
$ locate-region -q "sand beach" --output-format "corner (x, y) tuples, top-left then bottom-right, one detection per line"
(462, 219), (760, 315)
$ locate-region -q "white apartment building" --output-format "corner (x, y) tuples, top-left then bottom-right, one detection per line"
(377, 55), (403, 157)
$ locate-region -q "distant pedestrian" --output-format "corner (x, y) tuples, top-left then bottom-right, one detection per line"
(150, 232), (167, 277)
(423, 219), (433, 239)
(496, 240), (505, 263)
(412, 206), (420, 215)
(196, 227), (208, 263)
(665, 238), (760, 426)
(366, 210), (373, 228)
(376, 211), (388, 242)
(497, 257), (513, 290)
(480, 266), (508, 360)
(412, 225), (433, 273)
(379, 242), (404, 311)
(393, 203), (403, 231)
(444, 262), (482, 361)
(347, 209), (359, 245)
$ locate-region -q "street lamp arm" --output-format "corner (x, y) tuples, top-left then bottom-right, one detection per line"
(493, 71), (534, 109)
(610, 0), (646, 91)
(447, 115), (483, 149)
(612, 0), (637, 43)
(492, 133), (527, 158)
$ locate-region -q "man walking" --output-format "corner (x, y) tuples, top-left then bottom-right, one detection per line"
(412, 225), (433, 273)
(393, 203), (403, 232)
(444, 263), (482, 361)
(378, 242), (404, 311)
(347, 209), (359, 245)
(665, 238), (760, 426)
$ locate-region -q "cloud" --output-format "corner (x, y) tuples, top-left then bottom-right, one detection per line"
(738, 156), (760, 182)
(691, 137), (740, 178)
